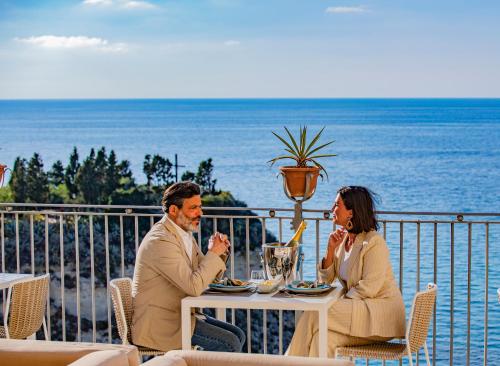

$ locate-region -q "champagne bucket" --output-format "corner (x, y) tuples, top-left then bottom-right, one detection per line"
(261, 243), (302, 284)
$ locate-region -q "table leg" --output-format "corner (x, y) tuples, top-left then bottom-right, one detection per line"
(2, 289), (6, 314)
(181, 303), (191, 350)
(318, 309), (328, 358)
(215, 308), (226, 321)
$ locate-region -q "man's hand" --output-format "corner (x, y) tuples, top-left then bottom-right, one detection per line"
(208, 232), (230, 256)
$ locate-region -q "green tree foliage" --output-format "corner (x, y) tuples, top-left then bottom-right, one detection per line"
(9, 157), (28, 202)
(109, 185), (155, 206)
(196, 158), (217, 195)
(71, 148), (135, 204)
(143, 154), (174, 188)
(183, 158), (218, 195)
(49, 183), (69, 203)
(181, 171), (195, 182)
(0, 186), (13, 202)
(153, 155), (173, 187)
(106, 150), (121, 196)
(49, 160), (65, 186)
(143, 154), (154, 187)
(4, 150), (221, 206)
(75, 148), (100, 203)
(94, 147), (108, 186)
(65, 147), (80, 199)
(117, 160), (135, 190)
(26, 153), (50, 203)
(9, 154), (51, 203)
(94, 147), (109, 203)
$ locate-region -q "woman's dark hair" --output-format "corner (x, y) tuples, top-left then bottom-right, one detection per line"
(338, 186), (379, 234)
(162, 181), (201, 213)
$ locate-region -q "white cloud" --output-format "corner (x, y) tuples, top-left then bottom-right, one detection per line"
(224, 40), (240, 47)
(82, 0), (156, 9)
(100, 42), (128, 52)
(83, 0), (113, 6)
(122, 1), (156, 9)
(325, 6), (366, 14)
(15, 35), (127, 53)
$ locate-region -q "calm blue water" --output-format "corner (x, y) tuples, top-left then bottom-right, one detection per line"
(0, 99), (499, 364)
(1, 99), (499, 212)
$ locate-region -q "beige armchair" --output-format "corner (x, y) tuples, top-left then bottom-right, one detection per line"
(1, 340), (354, 366)
(335, 283), (438, 366)
(1, 274), (49, 339)
(0, 339), (139, 366)
(143, 350), (354, 366)
(109, 278), (164, 357)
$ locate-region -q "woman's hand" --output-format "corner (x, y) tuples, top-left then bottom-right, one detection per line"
(328, 228), (347, 252)
(321, 228), (347, 269)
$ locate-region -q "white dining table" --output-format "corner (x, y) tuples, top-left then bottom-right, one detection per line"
(0, 272), (33, 290)
(181, 285), (343, 358)
(0, 272), (34, 316)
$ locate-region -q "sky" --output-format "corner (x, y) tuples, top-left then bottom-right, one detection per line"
(0, 0), (500, 98)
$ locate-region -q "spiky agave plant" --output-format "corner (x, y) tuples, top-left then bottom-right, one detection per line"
(268, 126), (337, 179)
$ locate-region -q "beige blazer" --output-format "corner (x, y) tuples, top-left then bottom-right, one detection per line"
(131, 216), (226, 351)
(318, 230), (406, 338)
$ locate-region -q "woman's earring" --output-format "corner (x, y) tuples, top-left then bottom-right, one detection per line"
(346, 219), (353, 230)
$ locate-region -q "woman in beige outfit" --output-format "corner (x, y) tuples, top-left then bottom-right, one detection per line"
(287, 186), (406, 357)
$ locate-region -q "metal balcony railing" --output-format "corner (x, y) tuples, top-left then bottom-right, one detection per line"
(0, 203), (498, 366)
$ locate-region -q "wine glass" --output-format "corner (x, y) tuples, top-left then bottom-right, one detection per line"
(250, 269), (265, 284)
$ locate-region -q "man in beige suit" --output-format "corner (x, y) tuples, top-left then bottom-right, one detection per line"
(132, 182), (245, 352)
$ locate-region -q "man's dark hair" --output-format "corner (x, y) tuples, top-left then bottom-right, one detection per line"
(162, 181), (201, 213)
(338, 186), (379, 234)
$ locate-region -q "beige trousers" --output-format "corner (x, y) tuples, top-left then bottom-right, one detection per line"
(286, 299), (392, 357)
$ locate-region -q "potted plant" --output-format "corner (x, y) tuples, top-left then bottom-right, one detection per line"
(0, 164), (9, 187)
(268, 126), (336, 198)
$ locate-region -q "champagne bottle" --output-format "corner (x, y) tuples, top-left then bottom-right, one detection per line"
(285, 220), (307, 247)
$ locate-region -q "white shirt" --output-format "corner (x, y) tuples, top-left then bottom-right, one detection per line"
(166, 216), (193, 262)
(339, 245), (352, 282)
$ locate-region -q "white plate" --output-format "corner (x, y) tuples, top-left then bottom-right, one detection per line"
(208, 284), (254, 293)
(285, 283), (332, 294)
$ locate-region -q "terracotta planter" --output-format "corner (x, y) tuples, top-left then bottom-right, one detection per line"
(279, 166), (320, 198)
(0, 164), (8, 187)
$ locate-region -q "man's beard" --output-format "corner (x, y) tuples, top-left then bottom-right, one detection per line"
(177, 210), (200, 232)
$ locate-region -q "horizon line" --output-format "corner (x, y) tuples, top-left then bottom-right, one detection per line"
(1, 97), (500, 101)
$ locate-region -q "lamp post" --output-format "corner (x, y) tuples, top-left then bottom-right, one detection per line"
(174, 154), (185, 182)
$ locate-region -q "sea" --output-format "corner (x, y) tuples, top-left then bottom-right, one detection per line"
(0, 98), (499, 365)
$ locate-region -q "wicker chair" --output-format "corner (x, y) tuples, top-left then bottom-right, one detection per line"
(1, 273), (49, 339)
(335, 283), (438, 366)
(109, 277), (164, 357)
